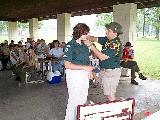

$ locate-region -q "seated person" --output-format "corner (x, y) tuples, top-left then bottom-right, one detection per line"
(13, 47), (38, 83)
(0, 43), (10, 71)
(48, 40), (64, 73)
(8, 45), (18, 77)
(120, 42), (147, 85)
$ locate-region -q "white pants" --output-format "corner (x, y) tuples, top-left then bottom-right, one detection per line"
(65, 69), (89, 120)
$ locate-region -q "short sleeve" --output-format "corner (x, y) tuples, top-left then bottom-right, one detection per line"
(63, 44), (73, 62)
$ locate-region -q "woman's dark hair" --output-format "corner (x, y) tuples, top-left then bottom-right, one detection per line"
(9, 44), (16, 50)
(72, 23), (90, 40)
(52, 40), (60, 48)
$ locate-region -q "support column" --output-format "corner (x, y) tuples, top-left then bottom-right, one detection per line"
(113, 3), (137, 45)
(29, 18), (38, 39)
(8, 22), (18, 42)
(57, 13), (71, 43)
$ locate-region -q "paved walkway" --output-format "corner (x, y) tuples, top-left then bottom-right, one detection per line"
(0, 71), (160, 120)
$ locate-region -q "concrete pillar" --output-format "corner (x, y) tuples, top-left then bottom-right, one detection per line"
(113, 3), (137, 45)
(29, 18), (38, 39)
(8, 22), (18, 42)
(57, 13), (71, 43)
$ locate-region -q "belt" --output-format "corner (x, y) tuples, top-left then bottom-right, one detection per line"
(101, 68), (119, 71)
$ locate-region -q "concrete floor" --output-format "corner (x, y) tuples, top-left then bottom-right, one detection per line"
(0, 71), (160, 120)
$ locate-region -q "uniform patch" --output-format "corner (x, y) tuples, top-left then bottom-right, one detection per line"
(65, 48), (68, 52)
(64, 45), (71, 52)
(63, 55), (67, 58)
(67, 45), (70, 47)
(103, 38), (121, 56)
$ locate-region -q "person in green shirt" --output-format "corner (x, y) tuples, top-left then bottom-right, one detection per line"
(84, 22), (123, 102)
(63, 23), (94, 120)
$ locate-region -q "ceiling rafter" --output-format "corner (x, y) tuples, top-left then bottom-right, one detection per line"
(0, 0), (159, 21)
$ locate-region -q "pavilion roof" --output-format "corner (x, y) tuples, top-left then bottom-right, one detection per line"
(0, 0), (159, 22)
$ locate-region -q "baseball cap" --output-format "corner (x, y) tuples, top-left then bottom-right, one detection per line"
(105, 22), (123, 34)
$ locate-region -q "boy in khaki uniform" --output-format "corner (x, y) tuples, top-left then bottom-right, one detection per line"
(84, 22), (123, 102)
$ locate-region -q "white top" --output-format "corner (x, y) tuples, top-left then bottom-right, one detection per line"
(25, 42), (31, 49)
(49, 47), (63, 58)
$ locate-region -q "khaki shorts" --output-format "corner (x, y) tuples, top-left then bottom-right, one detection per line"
(99, 68), (121, 96)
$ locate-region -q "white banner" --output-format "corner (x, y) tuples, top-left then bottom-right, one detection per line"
(77, 98), (135, 120)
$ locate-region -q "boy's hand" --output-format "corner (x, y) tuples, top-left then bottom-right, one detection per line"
(88, 72), (94, 80)
(82, 39), (92, 47)
(86, 35), (97, 42)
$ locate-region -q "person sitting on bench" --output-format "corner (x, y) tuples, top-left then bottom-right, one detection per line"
(120, 42), (147, 85)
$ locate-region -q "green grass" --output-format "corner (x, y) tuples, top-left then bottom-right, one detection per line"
(135, 38), (160, 80)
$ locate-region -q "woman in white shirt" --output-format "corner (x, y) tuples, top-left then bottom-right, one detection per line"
(49, 40), (64, 72)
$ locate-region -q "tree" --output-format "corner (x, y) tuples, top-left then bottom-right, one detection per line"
(136, 8), (151, 37)
(96, 13), (113, 28)
(136, 9), (144, 33)
(146, 7), (160, 40)
(17, 21), (43, 30)
(0, 21), (7, 34)
(17, 22), (29, 30)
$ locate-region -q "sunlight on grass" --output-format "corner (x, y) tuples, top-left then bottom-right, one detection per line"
(135, 38), (160, 80)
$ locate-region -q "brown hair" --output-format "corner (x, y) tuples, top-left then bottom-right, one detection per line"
(72, 23), (90, 40)
(52, 40), (60, 48)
